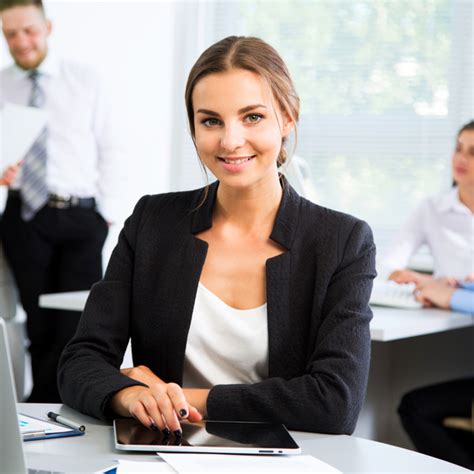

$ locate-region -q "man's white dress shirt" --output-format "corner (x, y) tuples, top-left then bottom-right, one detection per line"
(0, 52), (124, 222)
(379, 187), (474, 279)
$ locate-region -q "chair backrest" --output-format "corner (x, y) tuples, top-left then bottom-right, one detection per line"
(0, 318), (27, 474)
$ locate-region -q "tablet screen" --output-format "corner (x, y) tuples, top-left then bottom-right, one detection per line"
(114, 418), (300, 454)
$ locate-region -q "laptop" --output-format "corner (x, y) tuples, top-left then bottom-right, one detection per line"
(0, 318), (118, 474)
(0, 318), (27, 474)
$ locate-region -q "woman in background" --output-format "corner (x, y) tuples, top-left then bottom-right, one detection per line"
(379, 121), (474, 284)
(58, 36), (376, 436)
(398, 276), (473, 470)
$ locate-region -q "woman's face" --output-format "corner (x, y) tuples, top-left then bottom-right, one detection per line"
(452, 130), (474, 187)
(192, 68), (293, 190)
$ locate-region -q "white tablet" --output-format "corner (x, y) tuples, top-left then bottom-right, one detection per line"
(114, 419), (301, 455)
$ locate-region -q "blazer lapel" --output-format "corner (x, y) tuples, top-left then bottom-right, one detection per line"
(267, 181), (301, 378)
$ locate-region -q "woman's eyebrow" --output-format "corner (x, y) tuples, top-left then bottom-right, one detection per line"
(196, 104), (267, 116)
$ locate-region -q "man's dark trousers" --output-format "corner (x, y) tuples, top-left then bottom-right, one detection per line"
(2, 193), (108, 402)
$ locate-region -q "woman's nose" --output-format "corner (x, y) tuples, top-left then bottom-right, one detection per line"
(220, 124), (246, 151)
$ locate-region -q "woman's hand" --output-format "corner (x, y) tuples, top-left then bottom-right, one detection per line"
(389, 269), (432, 285)
(415, 279), (456, 309)
(112, 365), (203, 434)
(0, 161), (23, 186)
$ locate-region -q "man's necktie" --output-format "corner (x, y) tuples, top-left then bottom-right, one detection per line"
(20, 69), (48, 221)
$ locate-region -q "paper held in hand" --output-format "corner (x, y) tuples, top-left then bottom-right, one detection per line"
(0, 102), (47, 169)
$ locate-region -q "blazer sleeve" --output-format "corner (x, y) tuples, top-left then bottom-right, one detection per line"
(206, 219), (376, 434)
(57, 196), (150, 420)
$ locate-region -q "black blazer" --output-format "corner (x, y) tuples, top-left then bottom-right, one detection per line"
(58, 181), (376, 434)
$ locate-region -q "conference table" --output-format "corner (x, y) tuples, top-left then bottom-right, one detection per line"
(38, 291), (474, 448)
(20, 403), (471, 473)
(38, 290), (474, 342)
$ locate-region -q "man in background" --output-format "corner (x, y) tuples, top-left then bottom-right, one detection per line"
(0, 0), (123, 402)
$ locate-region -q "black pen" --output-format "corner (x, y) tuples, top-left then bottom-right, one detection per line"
(47, 411), (86, 432)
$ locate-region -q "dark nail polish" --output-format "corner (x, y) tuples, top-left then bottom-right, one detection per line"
(174, 430), (182, 438)
(179, 409), (188, 417)
(162, 428), (171, 436)
(150, 423), (158, 432)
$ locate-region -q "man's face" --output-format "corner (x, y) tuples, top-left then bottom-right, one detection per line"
(1, 5), (51, 70)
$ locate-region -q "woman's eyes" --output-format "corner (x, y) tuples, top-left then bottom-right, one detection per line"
(200, 113), (264, 128)
(245, 113), (264, 124)
(201, 118), (221, 127)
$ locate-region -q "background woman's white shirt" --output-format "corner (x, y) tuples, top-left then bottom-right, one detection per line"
(378, 187), (474, 279)
(182, 283), (269, 388)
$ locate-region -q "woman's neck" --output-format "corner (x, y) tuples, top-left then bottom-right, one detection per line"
(215, 174), (283, 233)
(458, 185), (474, 213)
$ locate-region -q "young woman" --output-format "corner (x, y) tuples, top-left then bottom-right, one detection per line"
(380, 121), (474, 284)
(58, 36), (376, 436)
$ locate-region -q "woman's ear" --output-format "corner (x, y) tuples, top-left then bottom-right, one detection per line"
(281, 113), (295, 138)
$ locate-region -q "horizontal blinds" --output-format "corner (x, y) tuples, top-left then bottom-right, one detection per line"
(174, 0), (473, 257)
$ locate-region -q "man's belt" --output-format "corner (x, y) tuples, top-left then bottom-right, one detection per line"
(8, 190), (96, 210)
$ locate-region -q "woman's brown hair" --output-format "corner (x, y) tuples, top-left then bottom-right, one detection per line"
(185, 36), (300, 169)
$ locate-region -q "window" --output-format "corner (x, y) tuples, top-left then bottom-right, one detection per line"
(173, 0), (473, 256)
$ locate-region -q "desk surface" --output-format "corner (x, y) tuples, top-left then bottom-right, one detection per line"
(39, 291), (474, 342)
(19, 403), (469, 473)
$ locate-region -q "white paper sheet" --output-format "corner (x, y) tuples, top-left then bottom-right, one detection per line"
(0, 102), (47, 168)
(118, 459), (176, 473)
(18, 413), (70, 434)
(158, 453), (341, 473)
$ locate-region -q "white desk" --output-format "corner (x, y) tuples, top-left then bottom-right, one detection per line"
(39, 290), (474, 342)
(19, 403), (470, 473)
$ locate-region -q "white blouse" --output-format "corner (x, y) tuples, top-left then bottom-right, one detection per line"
(378, 187), (474, 279)
(182, 283), (269, 388)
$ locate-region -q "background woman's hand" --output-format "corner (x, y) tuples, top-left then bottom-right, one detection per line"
(112, 365), (202, 434)
(414, 279), (456, 309)
(389, 269), (432, 285)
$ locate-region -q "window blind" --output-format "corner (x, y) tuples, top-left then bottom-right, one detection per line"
(172, 0), (473, 259)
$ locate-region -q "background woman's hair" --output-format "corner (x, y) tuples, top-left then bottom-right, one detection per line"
(457, 120), (474, 136)
(185, 35), (300, 169)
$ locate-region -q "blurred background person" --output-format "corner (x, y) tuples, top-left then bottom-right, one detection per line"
(378, 121), (474, 285)
(398, 276), (473, 470)
(0, 0), (124, 402)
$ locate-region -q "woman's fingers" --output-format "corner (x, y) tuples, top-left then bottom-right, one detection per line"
(167, 383), (190, 420)
(154, 385), (182, 433)
(129, 399), (158, 431)
(188, 405), (203, 422)
(140, 393), (168, 432)
(114, 383), (202, 433)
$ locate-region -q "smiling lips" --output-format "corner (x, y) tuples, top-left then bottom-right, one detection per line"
(219, 155), (255, 164)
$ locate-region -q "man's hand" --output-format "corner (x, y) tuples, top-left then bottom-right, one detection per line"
(0, 161), (23, 186)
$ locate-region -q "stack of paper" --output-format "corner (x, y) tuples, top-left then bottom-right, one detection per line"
(118, 454), (341, 473)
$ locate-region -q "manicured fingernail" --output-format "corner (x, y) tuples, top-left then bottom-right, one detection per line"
(150, 423), (158, 432)
(179, 409), (187, 417)
(174, 430), (182, 438)
(162, 428), (171, 436)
